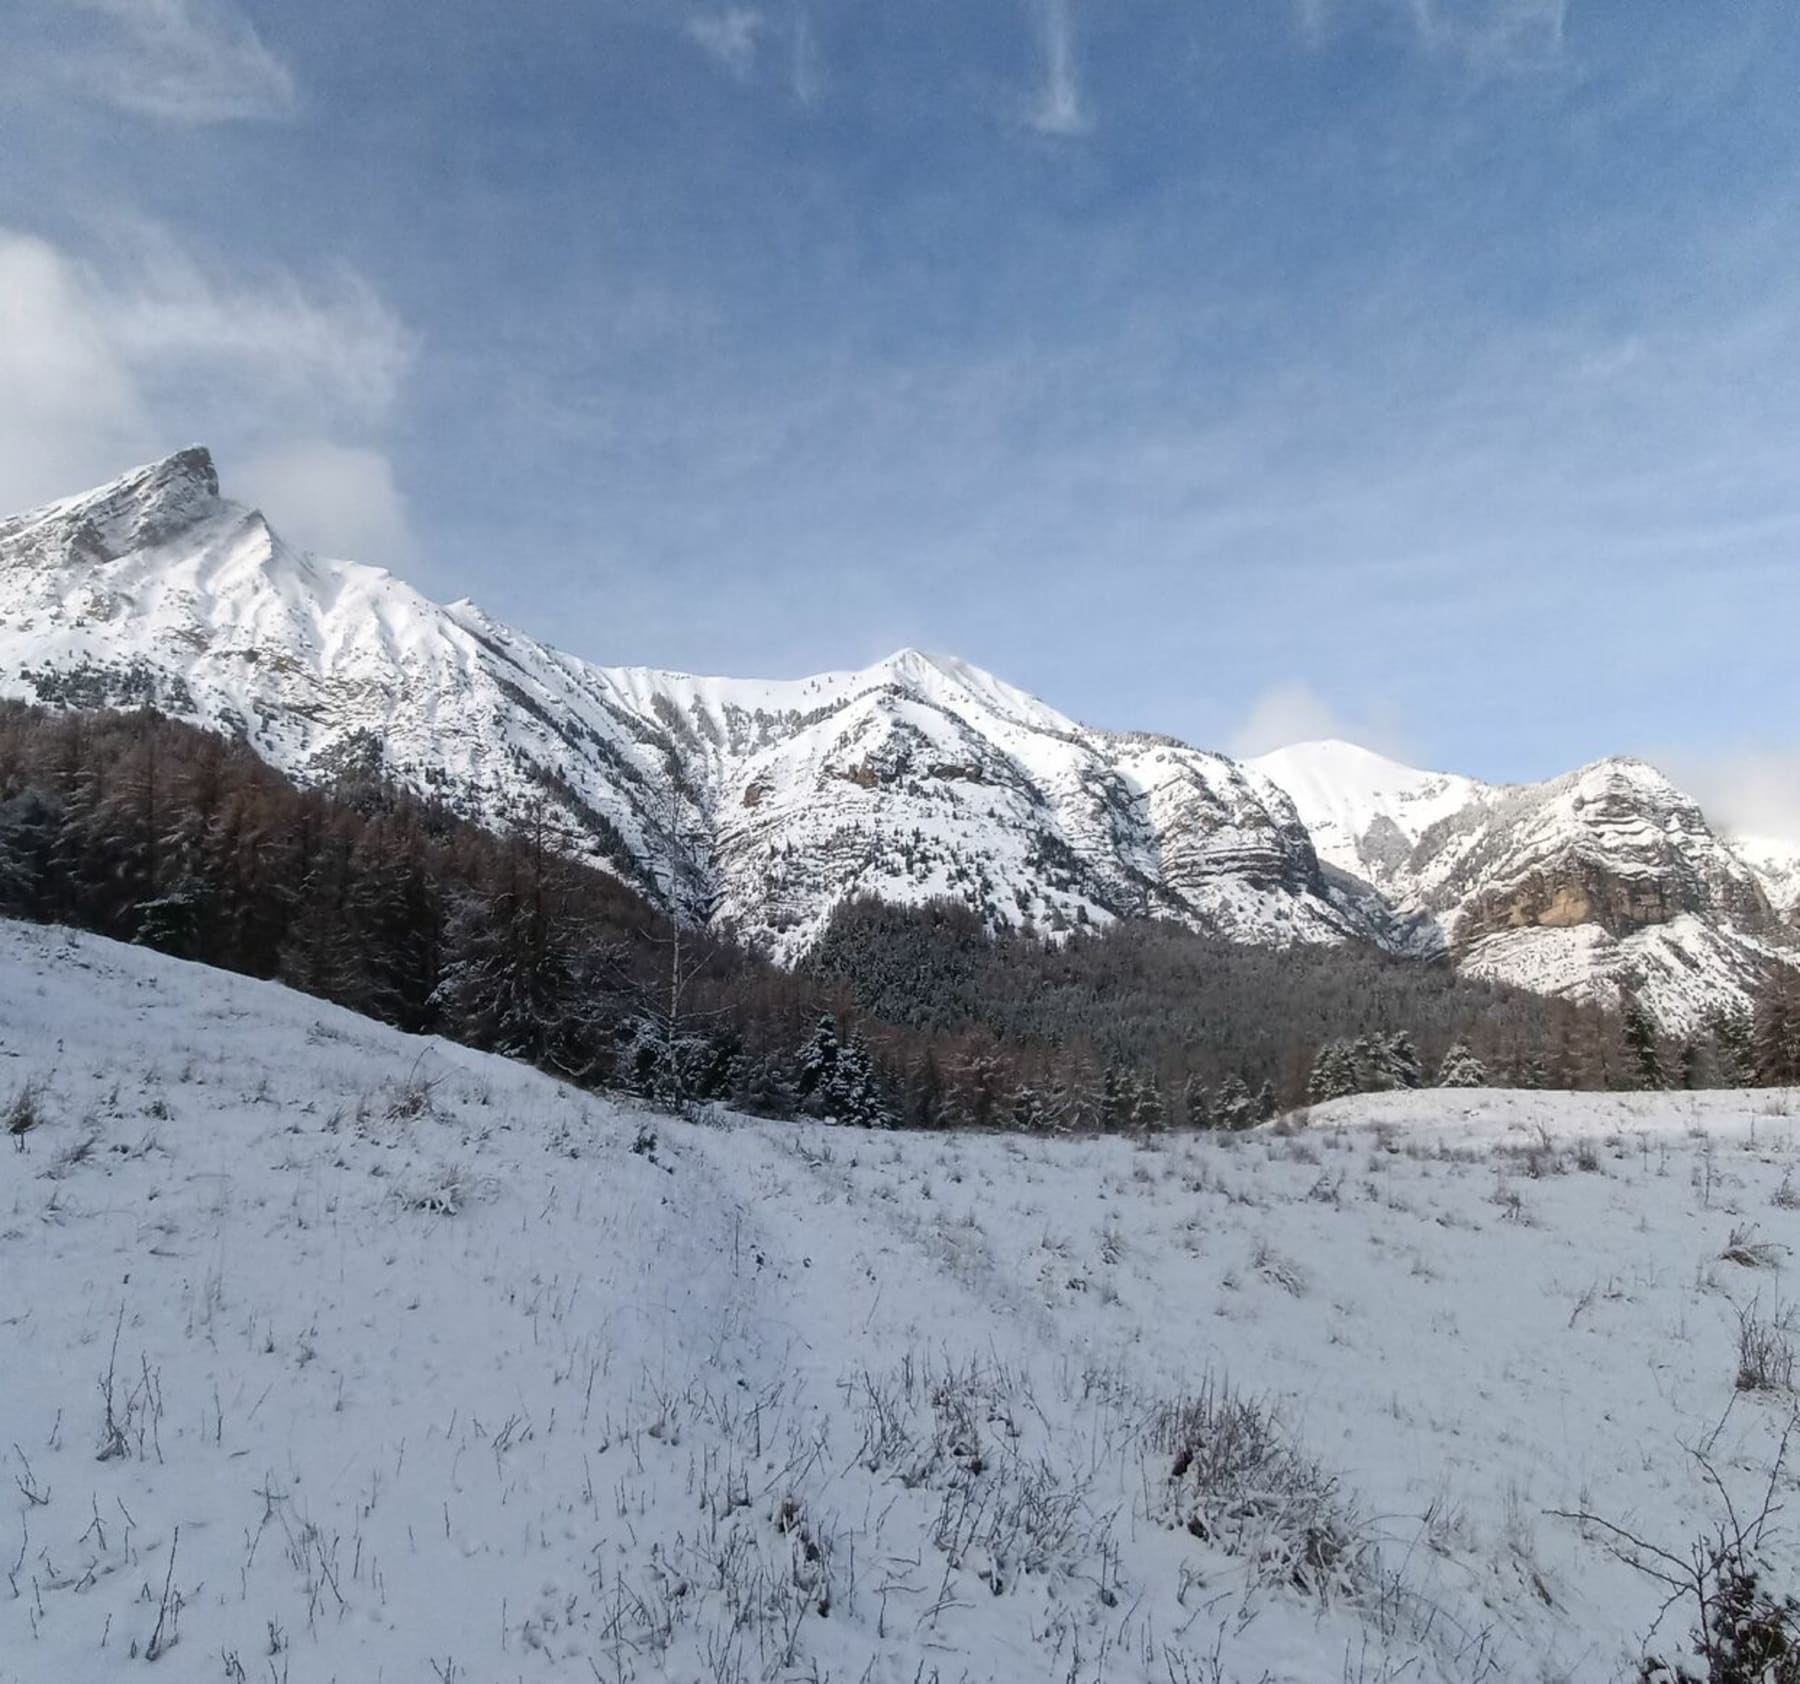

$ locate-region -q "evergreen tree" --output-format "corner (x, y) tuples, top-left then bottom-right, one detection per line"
(1754, 966), (1800, 1087)
(0, 789), (57, 916)
(1214, 1073), (1256, 1131)
(1622, 994), (1667, 1091)
(1677, 1039), (1705, 1091)
(1307, 1041), (1357, 1104)
(134, 877), (208, 960)
(1437, 1042), (1487, 1088)
(1706, 1005), (1756, 1089)
(1349, 1034), (1384, 1094)
(836, 1033), (879, 1125)
(1009, 1085), (1048, 1132)
(1182, 1073), (1212, 1130)
(733, 1053), (796, 1117)
(796, 1014), (841, 1111)
(1382, 1031), (1423, 1090)
(1100, 1064), (1133, 1133)
(1255, 1079), (1278, 1123)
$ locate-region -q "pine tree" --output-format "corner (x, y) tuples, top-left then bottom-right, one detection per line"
(1009, 1085), (1048, 1132)
(796, 1014), (841, 1112)
(1754, 966), (1800, 1087)
(1182, 1073), (1212, 1130)
(836, 1033), (878, 1125)
(1437, 1042), (1487, 1088)
(1382, 1031), (1423, 1090)
(1134, 1079), (1167, 1134)
(733, 1053), (797, 1117)
(134, 878), (208, 960)
(1706, 1005), (1756, 1089)
(1255, 1079), (1277, 1123)
(1307, 1041), (1357, 1104)
(0, 790), (57, 916)
(1214, 1073), (1256, 1131)
(1677, 1039), (1705, 1091)
(1621, 993), (1667, 1091)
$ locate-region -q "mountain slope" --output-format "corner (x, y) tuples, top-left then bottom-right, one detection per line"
(1734, 834), (1800, 926)
(1253, 741), (1787, 1028)
(5, 919), (1800, 1682)
(0, 449), (1790, 1026)
(0, 450), (1353, 958)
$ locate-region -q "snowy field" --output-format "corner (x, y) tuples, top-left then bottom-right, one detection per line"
(4, 921), (1800, 1682)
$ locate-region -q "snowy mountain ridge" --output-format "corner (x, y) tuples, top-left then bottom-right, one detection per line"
(0, 449), (1792, 1028)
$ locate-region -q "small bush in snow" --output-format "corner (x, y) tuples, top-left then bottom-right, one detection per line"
(5, 1081), (45, 1144)
(1722, 1225), (1785, 1271)
(1150, 1379), (1367, 1601)
(1563, 1421), (1800, 1684)
(1736, 1297), (1797, 1393)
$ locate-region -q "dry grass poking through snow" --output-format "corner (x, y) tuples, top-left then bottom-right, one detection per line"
(4, 921), (1800, 1682)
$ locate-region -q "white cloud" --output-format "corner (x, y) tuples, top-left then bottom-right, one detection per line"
(1665, 748), (1800, 849)
(1227, 682), (1417, 761)
(685, 8), (765, 80)
(0, 231), (152, 513)
(1300, 0), (1568, 71)
(58, 0), (296, 124)
(790, 10), (823, 106)
(235, 440), (417, 568)
(0, 225), (414, 556)
(1028, 0), (1092, 136)
(106, 234), (413, 423)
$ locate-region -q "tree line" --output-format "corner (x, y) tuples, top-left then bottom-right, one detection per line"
(1, 702), (1795, 1133)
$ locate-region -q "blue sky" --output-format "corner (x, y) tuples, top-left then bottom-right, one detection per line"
(1, 0), (1796, 824)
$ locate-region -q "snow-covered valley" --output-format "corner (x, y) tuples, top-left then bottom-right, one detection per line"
(5, 921), (1800, 1681)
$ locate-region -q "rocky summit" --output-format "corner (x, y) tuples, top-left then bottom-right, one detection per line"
(1, 450), (1794, 1029)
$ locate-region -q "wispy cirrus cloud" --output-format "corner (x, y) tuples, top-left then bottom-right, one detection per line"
(1027, 0), (1091, 136)
(1299, 0), (1569, 71)
(0, 224), (416, 563)
(54, 0), (297, 124)
(685, 7), (765, 80)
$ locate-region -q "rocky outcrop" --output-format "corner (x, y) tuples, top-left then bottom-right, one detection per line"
(1, 450), (1790, 1025)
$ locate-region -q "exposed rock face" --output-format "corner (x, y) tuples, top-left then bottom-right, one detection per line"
(0, 453), (1352, 962)
(1254, 744), (1790, 1030)
(1, 450), (1791, 1028)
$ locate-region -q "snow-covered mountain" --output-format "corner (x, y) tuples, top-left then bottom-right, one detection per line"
(0, 449), (1791, 1026)
(0, 449), (1352, 958)
(1734, 834), (1800, 925)
(1251, 740), (1791, 1028)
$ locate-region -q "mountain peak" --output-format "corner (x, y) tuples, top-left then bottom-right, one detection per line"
(78, 446), (221, 524)
(143, 445), (220, 501)
(867, 647), (1077, 733)
(4, 447), (225, 565)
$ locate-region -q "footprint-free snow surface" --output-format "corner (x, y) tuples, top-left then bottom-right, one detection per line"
(4, 921), (1800, 1682)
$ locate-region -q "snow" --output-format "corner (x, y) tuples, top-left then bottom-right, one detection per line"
(2, 450), (1793, 1018)
(1734, 834), (1800, 922)
(1247, 740), (1489, 882)
(7, 922), (1800, 1681)
(0, 453), (1351, 960)
(1254, 744), (1791, 1031)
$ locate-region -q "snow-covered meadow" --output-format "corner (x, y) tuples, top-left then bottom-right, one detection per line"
(4, 919), (1800, 1683)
